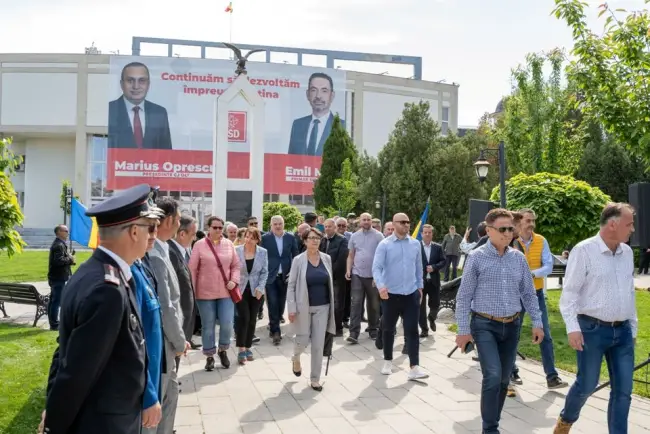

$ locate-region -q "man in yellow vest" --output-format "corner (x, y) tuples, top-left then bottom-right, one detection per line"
(510, 208), (568, 392)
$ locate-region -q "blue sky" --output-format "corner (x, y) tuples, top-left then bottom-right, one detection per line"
(2, 0), (642, 125)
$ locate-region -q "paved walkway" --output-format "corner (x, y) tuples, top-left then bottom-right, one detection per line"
(3, 282), (650, 433)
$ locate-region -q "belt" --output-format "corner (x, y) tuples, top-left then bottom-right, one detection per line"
(578, 314), (626, 327)
(473, 312), (520, 324)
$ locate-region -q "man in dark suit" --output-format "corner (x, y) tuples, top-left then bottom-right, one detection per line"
(40, 184), (160, 434)
(260, 215), (298, 345)
(287, 72), (345, 156)
(168, 215), (201, 349)
(108, 61), (173, 150)
(419, 224), (446, 337)
(47, 224), (75, 330)
(320, 218), (349, 336)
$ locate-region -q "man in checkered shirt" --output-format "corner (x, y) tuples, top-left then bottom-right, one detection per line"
(455, 208), (544, 434)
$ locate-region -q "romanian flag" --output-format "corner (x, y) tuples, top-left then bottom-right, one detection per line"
(225, 1), (233, 12)
(70, 198), (99, 249)
(411, 197), (431, 241)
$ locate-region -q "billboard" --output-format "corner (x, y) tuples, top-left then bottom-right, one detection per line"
(106, 56), (347, 195)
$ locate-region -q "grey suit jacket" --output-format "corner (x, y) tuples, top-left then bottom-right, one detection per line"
(235, 245), (269, 295)
(286, 252), (336, 336)
(148, 240), (186, 369)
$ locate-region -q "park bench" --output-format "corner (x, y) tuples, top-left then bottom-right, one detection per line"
(0, 283), (50, 327)
(550, 255), (567, 286)
(439, 276), (462, 313)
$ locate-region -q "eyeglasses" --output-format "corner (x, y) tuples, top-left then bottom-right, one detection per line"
(307, 236), (321, 241)
(249, 222), (258, 226)
(133, 223), (157, 234)
(337, 224), (347, 228)
(396, 221), (410, 225)
(211, 226), (223, 230)
(489, 226), (515, 233)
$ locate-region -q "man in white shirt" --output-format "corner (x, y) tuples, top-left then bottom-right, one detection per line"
(554, 202), (637, 434)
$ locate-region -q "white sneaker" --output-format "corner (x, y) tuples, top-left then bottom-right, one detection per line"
(381, 361), (393, 375)
(408, 365), (429, 381)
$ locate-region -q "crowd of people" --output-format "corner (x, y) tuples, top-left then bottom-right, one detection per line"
(40, 184), (638, 434)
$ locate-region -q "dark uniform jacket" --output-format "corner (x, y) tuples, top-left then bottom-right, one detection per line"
(44, 248), (146, 434)
(48, 238), (73, 283)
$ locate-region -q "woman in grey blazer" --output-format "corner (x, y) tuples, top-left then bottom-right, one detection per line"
(234, 227), (269, 365)
(287, 227), (336, 391)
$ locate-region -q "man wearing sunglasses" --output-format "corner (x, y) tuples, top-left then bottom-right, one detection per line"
(455, 208), (544, 434)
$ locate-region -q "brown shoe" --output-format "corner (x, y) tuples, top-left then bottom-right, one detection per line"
(553, 417), (572, 434)
(506, 384), (516, 398)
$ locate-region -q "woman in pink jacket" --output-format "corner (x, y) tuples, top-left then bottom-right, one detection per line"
(189, 216), (241, 371)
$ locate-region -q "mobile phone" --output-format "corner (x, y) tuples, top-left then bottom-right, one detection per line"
(463, 341), (475, 354)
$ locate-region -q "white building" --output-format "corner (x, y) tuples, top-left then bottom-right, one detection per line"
(0, 49), (458, 241)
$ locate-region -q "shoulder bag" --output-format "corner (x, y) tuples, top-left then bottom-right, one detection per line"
(205, 238), (242, 304)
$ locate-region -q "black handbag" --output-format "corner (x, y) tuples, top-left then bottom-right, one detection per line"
(323, 332), (334, 375)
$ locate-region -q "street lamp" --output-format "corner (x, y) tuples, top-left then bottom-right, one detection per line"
(474, 141), (507, 208)
(375, 200), (381, 225)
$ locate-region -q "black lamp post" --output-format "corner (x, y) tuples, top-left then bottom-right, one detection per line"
(474, 141), (507, 208)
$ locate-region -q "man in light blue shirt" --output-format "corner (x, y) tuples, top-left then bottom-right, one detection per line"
(372, 212), (428, 381)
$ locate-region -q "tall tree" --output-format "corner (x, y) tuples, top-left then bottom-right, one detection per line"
(356, 151), (382, 214)
(333, 159), (358, 215)
(553, 0), (650, 167)
(313, 115), (358, 210)
(0, 137), (26, 256)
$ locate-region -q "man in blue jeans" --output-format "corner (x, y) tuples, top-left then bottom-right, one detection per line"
(554, 203), (637, 434)
(456, 208), (544, 434)
(47, 225), (75, 331)
(372, 212), (428, 381)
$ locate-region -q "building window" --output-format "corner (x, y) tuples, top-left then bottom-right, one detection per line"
(16, 191), (24, 209)
(289, 194), (303, 205)
(304, 195), (314, 205)
(16, 155), (25, 172)
(441, 107), (449, 136)
(263, 193), (280, 202)
(88, 136), (111, 198)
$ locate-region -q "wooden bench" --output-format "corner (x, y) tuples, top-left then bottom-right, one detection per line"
(0, 283), (50, 327)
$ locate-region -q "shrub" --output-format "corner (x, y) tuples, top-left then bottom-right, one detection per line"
(262, 202), (303, 232)
(490, 172), (610, 251)
(0, 137), (25, 257)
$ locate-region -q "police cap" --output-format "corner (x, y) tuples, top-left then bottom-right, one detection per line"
(86, 184), (164, 227)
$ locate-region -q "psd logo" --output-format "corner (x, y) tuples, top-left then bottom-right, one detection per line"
(228, 111), (247, 143)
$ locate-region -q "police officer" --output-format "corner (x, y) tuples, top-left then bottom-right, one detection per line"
(40, 184), (162, 434)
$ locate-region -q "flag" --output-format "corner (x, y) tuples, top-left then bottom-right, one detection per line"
(411, 197), (431, 241)
(70, 198), (99, 249)
(225, 1), (233, 12)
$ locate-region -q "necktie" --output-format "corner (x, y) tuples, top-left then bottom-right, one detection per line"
(326, 237), (330, 252)
(184, 250), (190, 264)
(306, 119), (320, 156)
(133, 106), (143, 148)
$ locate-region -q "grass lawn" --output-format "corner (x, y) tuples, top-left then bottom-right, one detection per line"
(0, 323), (58, 434)
(0, 250), (91, 283)
(448, 290), (650, 398)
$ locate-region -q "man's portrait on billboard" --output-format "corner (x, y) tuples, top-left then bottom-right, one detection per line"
(108, 61), (173, 150)
(287, 72), (345, 156)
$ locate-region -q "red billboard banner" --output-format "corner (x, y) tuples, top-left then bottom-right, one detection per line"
(107, 149), (320, 195)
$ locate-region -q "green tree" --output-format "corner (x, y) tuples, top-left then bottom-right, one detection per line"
(553, 0), (650, 167)
(0, 137), (26, 257)
(355, 151), (382, 214)
(333, 158), (358, 215)
(576, 122), (650, 202)
(499, 50), (584, 175)
(262, 202), (303, 232)
(490, 172), (611, 251)
(313, 115), (359, 210)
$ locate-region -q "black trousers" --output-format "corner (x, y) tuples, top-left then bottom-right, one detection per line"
(639, 248), (650, 274)
(235, 288), (262, 348)
(419, 278), (440, 332)
(443, 255), (460, 281)
(333, 279), (346, 331)
(343, 279), (351, 321)
(382, 291), (421, 366)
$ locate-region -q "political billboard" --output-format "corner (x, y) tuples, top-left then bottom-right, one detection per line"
(105, 56), (347, 195)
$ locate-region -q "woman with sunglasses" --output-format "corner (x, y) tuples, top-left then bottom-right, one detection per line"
(189, 216), (240, 371)
(287, 227), (336, 391)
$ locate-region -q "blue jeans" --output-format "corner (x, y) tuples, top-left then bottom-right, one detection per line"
(266, 275), (287, 335)
(47, 280), (66, 330)
(471, 314), (521, 434)
(196, 298), (234, 355)
(513, 290), (558, 381)
(560, 316), (634, 433)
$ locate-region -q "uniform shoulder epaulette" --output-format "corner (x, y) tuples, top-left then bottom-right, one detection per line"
(104, 264), (121, 285)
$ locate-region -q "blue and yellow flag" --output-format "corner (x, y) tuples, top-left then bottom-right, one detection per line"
(70, 198), (99, 249)
(411, 197), (431, 241)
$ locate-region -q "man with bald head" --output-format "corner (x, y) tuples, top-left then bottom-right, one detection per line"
(320, 218), (349, 335)
(383, 222), (394, 238)
(295, 223), (311, 254)
(373, 213), (428, 380)
(345, 213), (385, 344)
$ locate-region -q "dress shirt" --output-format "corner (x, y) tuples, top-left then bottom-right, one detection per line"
(455, 240), (542, 335)
(372, 234), (423, 296)
(519, 234), (554, 277)
(460, 239), (477, 254)
(274, 233), (284, 274)
(559, 234), (637, 337)
(123, 97), (146, 134)
(170, 239), (186, 257)
(97, 246), (133, 281)
(422, 242), (432, 262)
(305, 111), (331, 148)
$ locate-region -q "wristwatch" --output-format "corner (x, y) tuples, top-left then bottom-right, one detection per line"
(531, 272), (536, 279)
